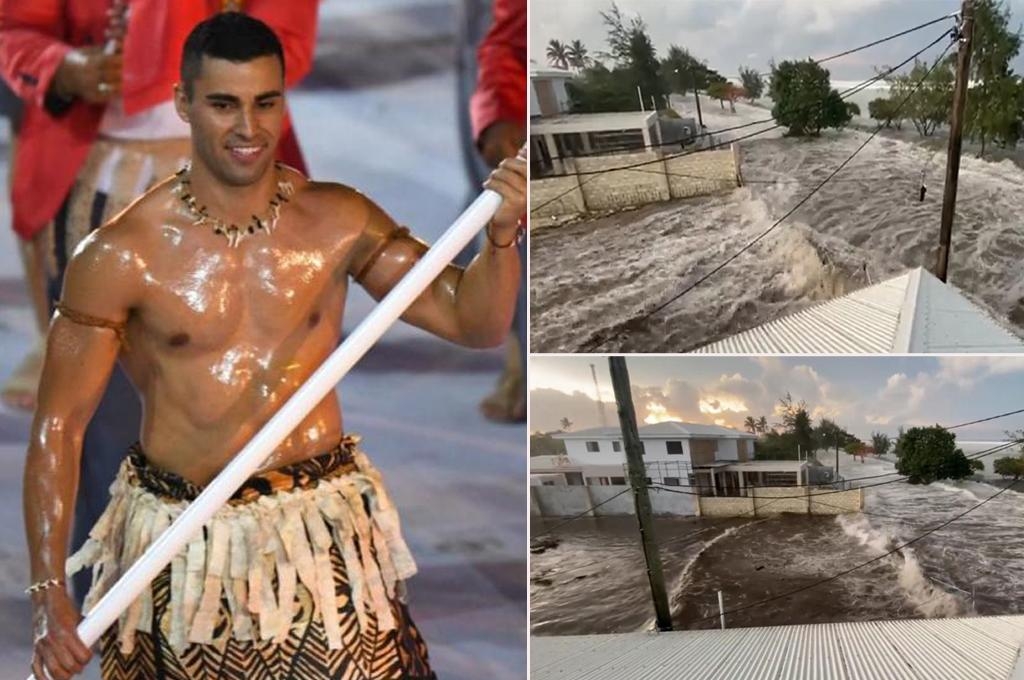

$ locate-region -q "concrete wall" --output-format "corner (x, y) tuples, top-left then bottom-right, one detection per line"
(753, 487), (811, 515)
(664, 149), (738, 199)
(696, 487), (864, 517)
(530, 485), (860, 519)
(531, 484), (699, 517)
(577, 151), (670, 211)
(699, 496), (754, 517)
(531, 147), (738, 227)
(532, 486), (601, 517)
(531, 174), (585, 227)
(807, 488), (864, 514)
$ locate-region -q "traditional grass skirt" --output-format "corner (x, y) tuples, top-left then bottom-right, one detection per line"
(66, 436), (434, 679)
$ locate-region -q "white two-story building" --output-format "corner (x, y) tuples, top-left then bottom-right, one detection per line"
(530, 421), (806, 497)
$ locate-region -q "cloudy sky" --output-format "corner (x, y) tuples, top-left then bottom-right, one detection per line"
(531, 0), (1024, 82)
(530, 356), (1024, 441)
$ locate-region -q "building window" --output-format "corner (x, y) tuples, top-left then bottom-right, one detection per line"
(542, 481), (555, 486)
(666, 441), (684, 455)
(585, 441), (600, 452)
(590, 128), (645, 152)
(610, 476), (626, 485)
(612, 441), (622, 452)
(586, 476), (611, 486)
(764, 472), (798, 487)
(664, 477), (681, 486)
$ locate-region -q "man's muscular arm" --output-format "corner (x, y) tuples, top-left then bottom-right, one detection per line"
(348, 156), (526, 348)
(25, 226), (139, 680)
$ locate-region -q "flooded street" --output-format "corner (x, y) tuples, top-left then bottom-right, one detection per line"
(530, 97), (1024, 353)
(531, 452), (1024, 635)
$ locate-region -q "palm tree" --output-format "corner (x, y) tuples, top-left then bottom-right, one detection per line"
(546, 39), (569, 70)
(757, 415), (768, 434)
(566, 39), (589, 71)
(743, 416), (758, 435)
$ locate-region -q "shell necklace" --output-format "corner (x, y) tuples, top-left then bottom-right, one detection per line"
(172, 163), (295, 248)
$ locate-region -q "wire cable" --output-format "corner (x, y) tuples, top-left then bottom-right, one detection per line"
(529, 31), (949, 216)
(691, 479), (1018, 625)
(530, 487), (633, 543)
(536, 17), (956, 165)
(578, 36), (956, 352)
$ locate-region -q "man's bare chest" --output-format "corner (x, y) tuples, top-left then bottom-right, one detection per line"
(133, 239), (349, 350)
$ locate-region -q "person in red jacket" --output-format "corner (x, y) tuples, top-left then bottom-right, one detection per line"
(0, 0), (316, 605)
(471, 0), (526, 423)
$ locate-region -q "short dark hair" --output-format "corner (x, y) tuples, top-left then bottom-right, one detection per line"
(180, 12), (285, 98)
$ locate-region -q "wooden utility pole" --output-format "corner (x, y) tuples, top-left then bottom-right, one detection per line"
(936, 0), (974, 282)
(608, 356), (673, 632)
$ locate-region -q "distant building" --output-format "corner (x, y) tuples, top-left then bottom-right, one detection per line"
(530, 110), (663, 175)
(530, 421), (808, 496)
(530, 66), (574, 117)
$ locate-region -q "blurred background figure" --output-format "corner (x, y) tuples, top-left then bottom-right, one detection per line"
(466, 0), (526, 423)
(0, 2), (525, 678)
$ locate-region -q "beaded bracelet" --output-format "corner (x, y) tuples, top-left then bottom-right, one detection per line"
(25, 577), (64, 596)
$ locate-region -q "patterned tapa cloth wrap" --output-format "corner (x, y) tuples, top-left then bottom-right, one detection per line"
(66, 436), (435, 679)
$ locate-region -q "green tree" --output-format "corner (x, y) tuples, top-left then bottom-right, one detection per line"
(844, 440), (864, 456)
(567, 63), (644, 113)
(871, 432), (891, 456)
(597, 2), (667, 109)
(707, 80), (733, 110)
(994, 455), (1024, 478)
(868, 97), (903, 129)
(769, 59), (849, 135)
(530, 432), (568, 457)
(567, 39), (590, 70)
(815, 418), (855, 452)
(964, 0), (1023, 156)
(894, 426), (907, 457)
(778, 393), (814, 456)
(894, 426), (973, 484)
(758, 416), (769, 434)
(744, 416), (758, 434)
(754, 431), (800, 460)
(887, 58), (954, 137)
(546, 39), (569, 70)
(969, 459), (985, 472)
(845, 101), (861, 117)
(661, 45), (726, 95)
(738, 66), (764, 101)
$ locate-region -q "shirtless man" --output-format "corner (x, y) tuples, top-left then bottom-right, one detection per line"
(26, 14), (524, 680)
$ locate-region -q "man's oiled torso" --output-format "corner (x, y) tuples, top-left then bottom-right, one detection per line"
(114, 171), (366, 485)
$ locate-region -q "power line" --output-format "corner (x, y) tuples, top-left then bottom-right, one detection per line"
(536, 17), (955, 166)
(691, 479), (1018, 625)
(530, 487), (633, 544)
(816, 14), (957, 64)
(947, 407), (1024, 431)
(529, 31), (949, 218)
(578, 36), (956, 353)
(641, 440), (1022, 498)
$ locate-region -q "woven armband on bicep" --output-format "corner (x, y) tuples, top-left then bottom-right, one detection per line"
(353, 226), (430, 284)
(55, 302), (129, 348)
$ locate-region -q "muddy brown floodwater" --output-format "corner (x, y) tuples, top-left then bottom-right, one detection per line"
(531, 453), (1024, 635)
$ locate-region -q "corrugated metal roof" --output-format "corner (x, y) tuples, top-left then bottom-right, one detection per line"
(693, 268), (1024, 354)
(556, 421), (754, 440)
(531, 615), (1024, 680)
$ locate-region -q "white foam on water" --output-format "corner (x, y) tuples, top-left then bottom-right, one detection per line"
(932, 481), (981, 502)
(666, 522), (754, 622)
(532, 122), (1024, 352)
(837, 514), (961, 618)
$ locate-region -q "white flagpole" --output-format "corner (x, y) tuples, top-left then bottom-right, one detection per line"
(29, 187), (505, 678)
